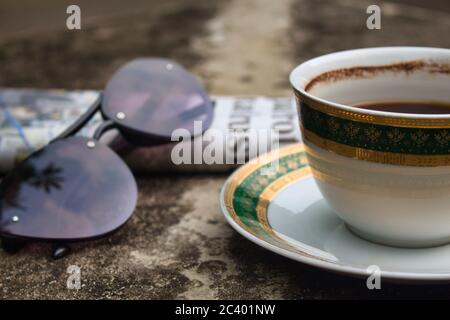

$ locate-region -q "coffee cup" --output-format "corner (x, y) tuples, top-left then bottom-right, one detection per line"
(290, 47), (450, 247)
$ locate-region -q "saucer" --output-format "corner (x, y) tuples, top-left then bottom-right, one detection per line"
(220, 144), (450, 283)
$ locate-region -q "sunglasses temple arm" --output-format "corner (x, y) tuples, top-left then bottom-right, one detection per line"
(50, 92), (103, 143)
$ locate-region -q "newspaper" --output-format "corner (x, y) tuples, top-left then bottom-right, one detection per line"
(0, 88), (301, 173)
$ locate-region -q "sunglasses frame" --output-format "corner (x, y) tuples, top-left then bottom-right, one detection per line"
(0, 95), (133, 259)
(0, 59), (214, 259)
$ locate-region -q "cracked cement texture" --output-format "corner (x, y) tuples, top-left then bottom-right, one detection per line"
(1, 0), (450, 299)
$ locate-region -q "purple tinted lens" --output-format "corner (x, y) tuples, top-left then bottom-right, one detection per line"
(102, 58), (213, 140)
(0, 137), (137, 241)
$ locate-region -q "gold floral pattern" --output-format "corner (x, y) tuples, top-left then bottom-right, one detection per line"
(344, 123), (360, 139)
(435, 130), (450, 146)
(287, 160), (298, 169)
(364, 126), (382, 143)
(277, 166), (288, 174)
(327, 118), (340, 134)
(247, 183), (261, 197)
(256, 176), (268, 185)
(411, 130), (430, 146)
(238, 197), (254, 212)
(312, 111), (323, 125)
(387, 129), (405, 145)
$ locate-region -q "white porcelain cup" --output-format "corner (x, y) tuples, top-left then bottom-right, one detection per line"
(290, 47), (450, 247)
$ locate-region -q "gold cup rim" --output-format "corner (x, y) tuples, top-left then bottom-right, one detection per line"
(289, 47), (450, 129)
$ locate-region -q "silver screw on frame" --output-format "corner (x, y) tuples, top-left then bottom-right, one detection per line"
(116, 112), (126, 120)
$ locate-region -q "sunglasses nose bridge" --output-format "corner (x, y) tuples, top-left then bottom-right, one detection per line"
(92, 119), (116, 141)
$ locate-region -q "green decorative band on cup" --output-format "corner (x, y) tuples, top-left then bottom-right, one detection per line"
(296, 97), (450, 167)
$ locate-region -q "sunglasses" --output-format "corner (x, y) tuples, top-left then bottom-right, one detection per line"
(0, 58), (213, 259)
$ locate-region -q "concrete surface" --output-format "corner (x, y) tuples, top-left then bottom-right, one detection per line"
(1, 0), (450, 299)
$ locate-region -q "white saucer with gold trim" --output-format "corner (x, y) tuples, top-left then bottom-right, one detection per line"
(220, 144), (450, 283)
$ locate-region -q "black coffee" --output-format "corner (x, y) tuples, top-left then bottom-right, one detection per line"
(355, 101), (450, 114)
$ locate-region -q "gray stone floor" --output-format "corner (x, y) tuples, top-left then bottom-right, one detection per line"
(1, 0), (450, 299)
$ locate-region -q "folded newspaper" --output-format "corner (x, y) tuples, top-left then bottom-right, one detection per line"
(0, 88), (301, 173)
